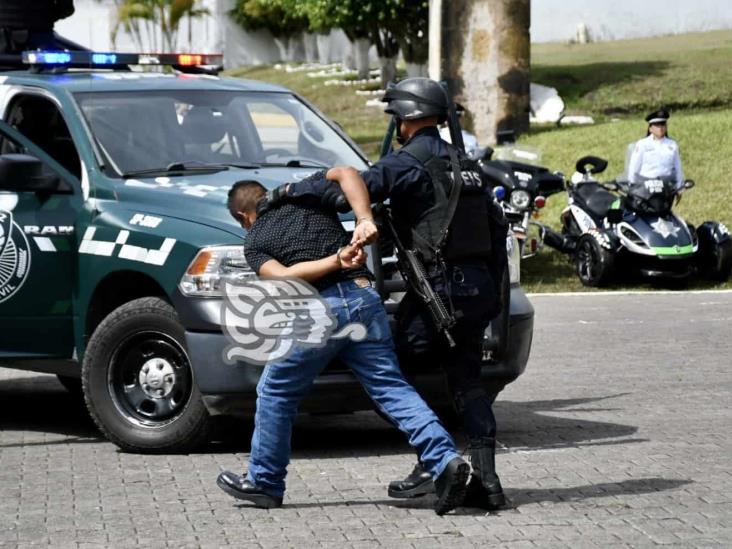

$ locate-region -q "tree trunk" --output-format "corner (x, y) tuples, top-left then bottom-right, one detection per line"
(343, 41), (357, 71)
(303, 33), (318, 63)
(372, 26), (400, 87)
(406, 63), (428, 77)
(437, 0), (530, 145)
(272, 36), (289, 62)
(316, 33), (332, 65)
(288, 33), (306, 62)
(379, 56), (398, 86)
(354, 38), (371, 79)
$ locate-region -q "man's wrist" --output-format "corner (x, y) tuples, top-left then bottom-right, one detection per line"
(356, 217), (374, 226)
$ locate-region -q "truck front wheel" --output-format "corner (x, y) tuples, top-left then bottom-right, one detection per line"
(82, 297), (210, 453)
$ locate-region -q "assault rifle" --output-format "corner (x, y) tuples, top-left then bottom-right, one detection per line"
(382, 213), (456, 347)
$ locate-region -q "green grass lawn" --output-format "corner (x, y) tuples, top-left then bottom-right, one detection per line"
(228, 31), (732, 292)
(532, 30), (732, 118)
(227, 65), (392, 159)
(520, 110), (732, 292)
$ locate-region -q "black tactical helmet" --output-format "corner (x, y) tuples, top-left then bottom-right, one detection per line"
(382, 77), (449, 123)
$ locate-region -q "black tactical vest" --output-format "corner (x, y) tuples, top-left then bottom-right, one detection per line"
(395, 141), (494, 264)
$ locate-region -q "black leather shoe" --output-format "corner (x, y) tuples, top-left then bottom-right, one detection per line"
(216, 471), (282, 509)
(388, 462), (435, 499)
(433, 457), (470, 516)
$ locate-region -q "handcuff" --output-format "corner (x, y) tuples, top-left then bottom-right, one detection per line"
(452, 266), (466, 284)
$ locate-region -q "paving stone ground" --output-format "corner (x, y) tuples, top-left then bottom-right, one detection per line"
(1, 291), (731, 548)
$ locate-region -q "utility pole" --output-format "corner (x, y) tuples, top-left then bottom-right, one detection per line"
(429, 0), (530, 145)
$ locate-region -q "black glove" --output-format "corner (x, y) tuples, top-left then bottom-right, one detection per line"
(288, 170), (352, 213)
(322, 185), (351, 213)
(255, 183), (289, 216)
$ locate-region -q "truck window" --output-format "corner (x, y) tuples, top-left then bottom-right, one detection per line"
(1, 94), (82, 179)
(75, 91), (367, 176)
(247, 102), (299, 154)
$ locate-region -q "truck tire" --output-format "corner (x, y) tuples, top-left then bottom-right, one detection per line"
(82, 297), (210, 453)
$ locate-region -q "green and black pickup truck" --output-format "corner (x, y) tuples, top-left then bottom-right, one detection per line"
(0, 52), (534, 453)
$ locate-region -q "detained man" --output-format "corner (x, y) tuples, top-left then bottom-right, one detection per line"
(216, 168), (469, 515)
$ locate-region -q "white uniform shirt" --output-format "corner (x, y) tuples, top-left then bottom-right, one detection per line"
(627, 134), (684, 189)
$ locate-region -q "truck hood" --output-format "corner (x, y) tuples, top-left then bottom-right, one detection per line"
(110, 167), (322, 236)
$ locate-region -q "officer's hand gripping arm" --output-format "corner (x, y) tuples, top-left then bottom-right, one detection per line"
(326, 166), (378, 245)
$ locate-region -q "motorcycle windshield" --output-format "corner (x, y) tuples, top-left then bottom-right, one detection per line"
(626, 177), (677, 215)
(492, 144), (542, 165)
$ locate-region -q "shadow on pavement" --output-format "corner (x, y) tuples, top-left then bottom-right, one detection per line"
(204, 394), (643, 456)
(0, 375), (641, 458)
(0, 374), (102, 448)
(503, 477), (693, 508)
(495, 393), (645, 451)
(241, 477), (691, 512)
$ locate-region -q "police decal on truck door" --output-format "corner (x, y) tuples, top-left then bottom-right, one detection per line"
(79, 227), (176, 266)
(0, 209), (31, 303)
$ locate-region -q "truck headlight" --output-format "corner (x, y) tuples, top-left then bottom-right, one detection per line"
(179, 246), (256, 297)
(507, 232), (521, 284)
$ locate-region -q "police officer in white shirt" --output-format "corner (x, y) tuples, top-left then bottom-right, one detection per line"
(628, 108), (685, 190)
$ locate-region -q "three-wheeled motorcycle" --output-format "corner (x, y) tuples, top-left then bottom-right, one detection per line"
(545, 155), (732, 286)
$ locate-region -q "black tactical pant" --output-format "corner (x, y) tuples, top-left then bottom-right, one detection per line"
(395, 262), (500, 439)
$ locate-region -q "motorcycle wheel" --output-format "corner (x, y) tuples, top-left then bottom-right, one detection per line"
(700, 238), (732, 282)
(574, 233), (615, 287)
(695, 222), (732, 282)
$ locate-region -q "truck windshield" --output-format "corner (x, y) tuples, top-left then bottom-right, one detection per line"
(74, 90), (368, 176)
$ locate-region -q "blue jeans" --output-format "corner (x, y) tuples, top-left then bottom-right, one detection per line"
(246, 280), (459, 497)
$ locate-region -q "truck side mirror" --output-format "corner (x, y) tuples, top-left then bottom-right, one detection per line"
(0, 154), (61, 192)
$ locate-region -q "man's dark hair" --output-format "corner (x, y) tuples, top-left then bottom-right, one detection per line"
(227, 180), (266, 217)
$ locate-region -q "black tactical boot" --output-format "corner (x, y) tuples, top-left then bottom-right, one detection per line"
(216, 471), (283, 509)
(433, 457), (470, 516)
(388, 461), (435, 498)
(463, 437), (506, 510)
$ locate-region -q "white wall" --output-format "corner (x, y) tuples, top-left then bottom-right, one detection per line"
(54, 0), (354, 68)
(56, 0), (224, 54)
(532, 0), (732, 43)
(58, 0), (729, 64)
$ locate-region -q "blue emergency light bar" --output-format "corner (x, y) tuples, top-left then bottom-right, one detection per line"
(22, 50), (223, 67)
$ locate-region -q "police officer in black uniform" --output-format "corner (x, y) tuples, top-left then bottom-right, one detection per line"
(0, 0), (80, 55)
(286, 77), (509, 510)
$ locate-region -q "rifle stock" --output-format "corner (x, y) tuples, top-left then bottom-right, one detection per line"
(382, 213), (456, 347)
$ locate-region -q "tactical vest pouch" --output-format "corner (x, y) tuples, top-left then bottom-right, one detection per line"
(401, 141), (493, 263)
(444, 193), (493, 262)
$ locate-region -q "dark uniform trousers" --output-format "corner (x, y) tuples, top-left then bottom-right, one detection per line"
(395, 262), (500, 439)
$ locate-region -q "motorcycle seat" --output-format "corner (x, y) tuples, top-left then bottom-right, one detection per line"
(575, 182), (617, 219)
